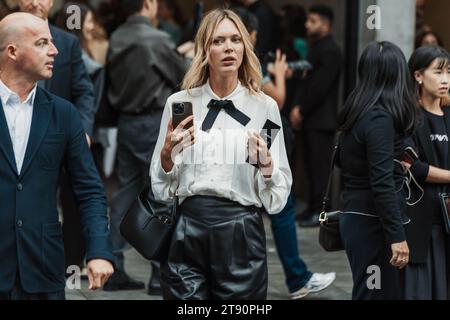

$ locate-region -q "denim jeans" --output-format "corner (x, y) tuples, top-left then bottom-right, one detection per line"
(269, 193), (313, 293)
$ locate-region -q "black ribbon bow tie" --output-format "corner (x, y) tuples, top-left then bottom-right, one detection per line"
(201, 99), (251, 132)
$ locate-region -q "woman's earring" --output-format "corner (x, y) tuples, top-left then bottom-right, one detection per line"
(418, 80), (423, 85)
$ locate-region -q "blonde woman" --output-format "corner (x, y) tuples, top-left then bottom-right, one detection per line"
(150, 8), (292, 300)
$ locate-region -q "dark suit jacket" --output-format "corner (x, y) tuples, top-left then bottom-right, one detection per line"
(405, 108), (450, 263)
(43, 25), (95, 137)
(296, 35), (343, 131)
(0, 87), (114, 293)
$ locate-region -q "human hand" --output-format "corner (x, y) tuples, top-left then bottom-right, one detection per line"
(390, 241), (409, 269)
(267, 49), (288, 79)
(161, 116), (195, 172)
(289, 106), (302, 130)
(247, 131), (273, 178)
(87, 259), (114, 290)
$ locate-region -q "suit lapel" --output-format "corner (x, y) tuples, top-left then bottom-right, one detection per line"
(19, 88), (53, 178)
(417, 109), (438, 167)
(0, 102), (19, 175)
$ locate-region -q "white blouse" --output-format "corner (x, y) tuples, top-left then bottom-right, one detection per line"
(150, 81), (292, 214)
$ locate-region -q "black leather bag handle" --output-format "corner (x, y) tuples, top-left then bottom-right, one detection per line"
(319, 131), (341, 223)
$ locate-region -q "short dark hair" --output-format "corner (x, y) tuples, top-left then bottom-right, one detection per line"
(309, 5), (334, 24)
(232, 6), (259, 33)
(121, 0), (145, 18)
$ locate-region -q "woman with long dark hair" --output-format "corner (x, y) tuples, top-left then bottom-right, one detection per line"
(404, 46), (450, 299)
(338, 41), (420, 300)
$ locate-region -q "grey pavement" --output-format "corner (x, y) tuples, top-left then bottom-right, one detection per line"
(66, 217), (353, 300)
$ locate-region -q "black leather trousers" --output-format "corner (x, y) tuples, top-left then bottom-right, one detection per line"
(161, 196), (268, 300)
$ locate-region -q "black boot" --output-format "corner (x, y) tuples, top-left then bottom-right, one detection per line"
(147, 262), (162, 296)
(103, 270), (145, 291)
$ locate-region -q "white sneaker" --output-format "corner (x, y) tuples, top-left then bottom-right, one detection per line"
(304, 272), (336, 293)
(289, 286), (309, 300)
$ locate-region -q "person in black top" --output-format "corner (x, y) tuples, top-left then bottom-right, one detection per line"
(290, 5), (343, 227)
(104, 0), (187, 293)
(338, 42), (420, 300)
(237, 0), (279, 59)
(403, 46), (450, 299)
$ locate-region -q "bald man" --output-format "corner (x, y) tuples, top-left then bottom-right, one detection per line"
(0, 13), (114, 300)
(19, 0), (97, 275)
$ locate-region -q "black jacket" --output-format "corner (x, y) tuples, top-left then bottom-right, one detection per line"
(405, 107), (450, 263)
(339, 107), (408, 244)
(107, 15), (188, 115)
(296, 35), (343, 131)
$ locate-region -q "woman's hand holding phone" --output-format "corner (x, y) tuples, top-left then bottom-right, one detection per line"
(161, 116), (195, 173)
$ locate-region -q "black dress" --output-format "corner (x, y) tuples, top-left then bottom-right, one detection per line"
(404, 108), (450, 300)
(339, 107), (408, 300)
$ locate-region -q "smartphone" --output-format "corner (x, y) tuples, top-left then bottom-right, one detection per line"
(172, 102), (193, 130)
(402, 146), (419, 165)
(247, 119), (281, 167)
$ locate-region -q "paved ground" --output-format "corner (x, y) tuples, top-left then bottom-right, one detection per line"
(66, 218), (353, 300)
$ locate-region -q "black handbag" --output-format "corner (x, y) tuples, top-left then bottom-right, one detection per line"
(120, 186), (179, 262)
(318, 132), (344, 252)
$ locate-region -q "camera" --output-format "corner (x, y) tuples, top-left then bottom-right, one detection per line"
(173, 103), (186, 114)
(263, 51), (313, 75)
(172, 102), (193, 129)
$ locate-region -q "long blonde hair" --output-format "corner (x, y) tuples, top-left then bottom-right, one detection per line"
(181, 8), (262, 94)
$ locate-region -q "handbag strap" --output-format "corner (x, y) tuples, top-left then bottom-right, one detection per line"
(141, 183), (178, 221)
(319, 131), (342, 223)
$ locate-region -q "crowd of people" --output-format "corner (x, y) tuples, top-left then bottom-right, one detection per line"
(0, 0), (449, 301)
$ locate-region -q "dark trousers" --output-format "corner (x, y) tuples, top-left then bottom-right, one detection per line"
(109, 113), (162, 272)
(340, 212), (403, 300)
(303, 130), (335, 214)
(0, 272), (65, 300)
(269, 193), (312, 293)
(162, 196), (268, 300)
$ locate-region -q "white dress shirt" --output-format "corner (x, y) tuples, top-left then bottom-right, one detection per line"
(150, 81), (292, 214)
(0, 80), (36, 174)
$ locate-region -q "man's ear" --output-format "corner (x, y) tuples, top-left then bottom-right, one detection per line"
(6, 44), (18, 61)
(321, 18), (331, 34)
